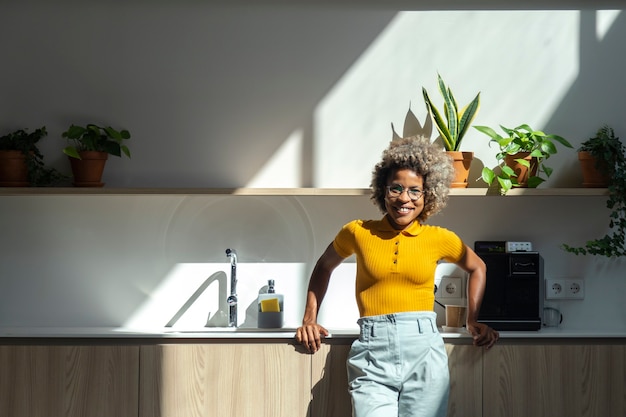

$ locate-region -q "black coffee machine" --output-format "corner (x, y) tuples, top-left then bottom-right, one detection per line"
(474, 241), (544, 331)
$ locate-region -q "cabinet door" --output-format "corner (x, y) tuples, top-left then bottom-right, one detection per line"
(0, 345), (139, 417)
(446, 343), (482, 417)
(483, 344), (626, 417)
(310, 343), (352, 417)
(140, 343), (310, 417)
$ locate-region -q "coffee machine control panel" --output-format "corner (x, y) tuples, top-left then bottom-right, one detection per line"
(474, 240), (534, 253)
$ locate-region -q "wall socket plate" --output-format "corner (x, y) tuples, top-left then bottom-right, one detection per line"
(545, 279), (585, 300)
(437, 276), (464, 299)
(506, 241), (533, 252)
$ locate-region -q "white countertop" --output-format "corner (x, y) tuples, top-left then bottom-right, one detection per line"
(1, 327), (625, 340)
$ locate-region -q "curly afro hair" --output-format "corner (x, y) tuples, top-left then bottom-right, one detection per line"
(370, 135), (455, 222)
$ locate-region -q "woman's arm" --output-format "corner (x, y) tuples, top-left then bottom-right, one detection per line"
(456, 245), (499, 349)
(295, 242), (345, 353)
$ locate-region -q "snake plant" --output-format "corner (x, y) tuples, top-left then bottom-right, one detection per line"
(422, 73), (481, 152)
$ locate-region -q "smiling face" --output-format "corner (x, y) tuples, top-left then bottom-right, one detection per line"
(384, 168), (425, 230)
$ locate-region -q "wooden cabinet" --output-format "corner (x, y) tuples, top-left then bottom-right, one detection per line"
(482, 343), (626, 417)
(0, 344), (139, 417)
(1, 339), (624, 417)
(139, 342), (311, 417)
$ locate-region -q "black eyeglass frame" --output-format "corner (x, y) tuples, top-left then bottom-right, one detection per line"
(385, 185), (426, 201)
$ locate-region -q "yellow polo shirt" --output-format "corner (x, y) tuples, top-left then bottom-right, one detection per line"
(333, 216), (466, 317)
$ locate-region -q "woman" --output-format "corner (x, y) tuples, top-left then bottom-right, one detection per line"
(296, 135), (499, 417)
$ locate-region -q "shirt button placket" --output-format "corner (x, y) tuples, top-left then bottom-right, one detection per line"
(392, 240), (400, 266)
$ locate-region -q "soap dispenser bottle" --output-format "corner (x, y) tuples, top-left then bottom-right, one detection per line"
(257, 279), (284, 328)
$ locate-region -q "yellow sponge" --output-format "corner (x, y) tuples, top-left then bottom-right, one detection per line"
(260, 298), (281, 313)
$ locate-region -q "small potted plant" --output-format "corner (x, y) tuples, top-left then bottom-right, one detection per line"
(0, 126), (64, 187)
(562, 126), (626, 257)
(473, 123), (573, 195)
(576, 125), (622, 187)
(422, 73), (481, 188)
(62, 123), (131, 187)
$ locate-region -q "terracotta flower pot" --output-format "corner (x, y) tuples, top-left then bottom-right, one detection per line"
(69, 151), (108, 187)
(578, 151), (610, 188)
(0, 150), (30, 186)
(447, 151), (473, 188)
(504, 152), (537, 188)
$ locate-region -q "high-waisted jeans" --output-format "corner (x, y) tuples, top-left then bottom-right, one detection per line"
(347, 312), (449, 417)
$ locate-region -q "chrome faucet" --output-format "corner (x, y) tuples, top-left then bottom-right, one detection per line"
(225, 248), (238, 327)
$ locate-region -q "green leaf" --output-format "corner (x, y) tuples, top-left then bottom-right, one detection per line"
(497, 177), (513, 195)
(63, 125), (86, 139)
(515, 158), (530, 168)
(501, 165), (516, 177)
(481, 167), (495, 185)
(456, 92), (481, 150)
(63, 146), (81, 159)
(423, 87), (453, 150)
(104, 126), (123, 140)
(543, 166), (553, 177)
(530, 149), (544, 158)
(540, 141), (558, 155)
(547, 134), (573, 148)
(474, 125), (499, 140)
(527, 176), (544, 188)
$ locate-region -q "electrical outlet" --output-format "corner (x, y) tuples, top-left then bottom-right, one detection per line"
(438, 276), (463, 298)
(545, 279), (584, 300)
(506, 241), (533, 252)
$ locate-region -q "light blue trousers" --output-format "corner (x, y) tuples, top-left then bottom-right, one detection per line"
(347, 312), (449, 417)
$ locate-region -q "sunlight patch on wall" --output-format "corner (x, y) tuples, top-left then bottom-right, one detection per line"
(245, 129), (303, 188)
(314, 11), (580, 188)
(596, 10), (621, 41)
(122, 263), (309, 330)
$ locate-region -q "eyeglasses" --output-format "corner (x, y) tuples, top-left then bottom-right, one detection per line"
(386, 185), (425, 201)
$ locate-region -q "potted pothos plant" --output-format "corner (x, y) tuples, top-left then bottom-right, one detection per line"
(473, 123), (573, 195)
(0, 126), (64, 186)
(562, 125), (626, 257)
(422, 73), (481, 188)
(62, 123), (131, 187)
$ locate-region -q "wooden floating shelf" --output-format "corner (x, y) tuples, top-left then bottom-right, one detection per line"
(0, 187), (609, 196)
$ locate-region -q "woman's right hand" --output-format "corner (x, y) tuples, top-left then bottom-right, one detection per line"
(295, 323), (329, 353)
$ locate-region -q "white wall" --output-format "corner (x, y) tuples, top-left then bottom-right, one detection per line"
(1, 4), (625, 332)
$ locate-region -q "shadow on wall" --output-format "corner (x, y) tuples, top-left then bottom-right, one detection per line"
(547, 10), (626, 186)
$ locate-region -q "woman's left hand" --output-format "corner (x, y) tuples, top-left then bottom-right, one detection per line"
(467, 321), (499, 349)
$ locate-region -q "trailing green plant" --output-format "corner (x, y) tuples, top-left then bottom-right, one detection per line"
(474, 123), (573, 194)
(0, 126), (65, 186)
(422, 73), (481, 151)
(562, 125), (626, 257)
(62, 123), (131, 159)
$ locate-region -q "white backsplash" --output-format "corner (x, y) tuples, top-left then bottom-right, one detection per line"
(0, 194), (624, 334)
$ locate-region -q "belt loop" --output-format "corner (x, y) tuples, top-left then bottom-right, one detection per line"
(429, 317), (435, 333)
(416, 317), (423, 334)
(371, 322), (375, 338)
